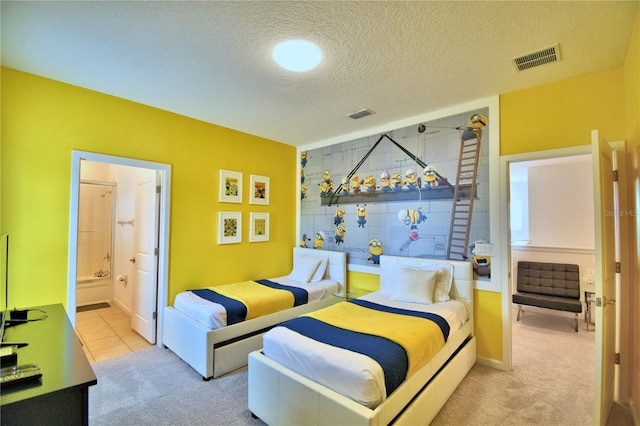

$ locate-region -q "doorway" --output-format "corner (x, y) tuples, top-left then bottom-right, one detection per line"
(506, 149), (596, 422)
(67, 151), (171, 350)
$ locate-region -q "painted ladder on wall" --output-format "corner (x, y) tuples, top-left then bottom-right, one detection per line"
(446, 131), (482, 260)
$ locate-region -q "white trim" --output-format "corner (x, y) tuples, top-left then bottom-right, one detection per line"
(67, 151), (171, 348)
(499, 144), (592, 372)
(511, 245), (595, 255)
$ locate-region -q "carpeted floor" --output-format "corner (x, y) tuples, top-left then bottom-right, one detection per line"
(432, 308), (595, 425)
(90, 307), (619, 425)
(90, 346), (260, 425)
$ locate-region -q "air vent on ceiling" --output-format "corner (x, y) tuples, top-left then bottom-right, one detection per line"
(347, 108), (375, 119)
(512, 43), (561, 71)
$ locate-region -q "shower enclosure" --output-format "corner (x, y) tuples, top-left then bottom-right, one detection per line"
(77, 182), (115, 283)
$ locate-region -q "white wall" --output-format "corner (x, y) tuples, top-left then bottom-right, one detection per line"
(527, 159), (595, 248)
(510, 155), (596, 314)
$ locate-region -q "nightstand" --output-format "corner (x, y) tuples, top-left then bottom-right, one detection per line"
(333, 288), (368, 301)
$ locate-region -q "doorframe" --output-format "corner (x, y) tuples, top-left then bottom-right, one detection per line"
(67, 150), (171, 347)
(499, 144), (592, 371)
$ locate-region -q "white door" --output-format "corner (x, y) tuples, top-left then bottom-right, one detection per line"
(592, 130), (622, 424)
(131, 172), (160, 343)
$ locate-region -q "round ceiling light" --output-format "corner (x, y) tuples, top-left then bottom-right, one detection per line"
(272, 39), (322, 72)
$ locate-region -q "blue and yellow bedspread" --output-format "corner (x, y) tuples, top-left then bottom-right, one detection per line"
(190, 279), (308, 325)
(279, 299), (449, 396)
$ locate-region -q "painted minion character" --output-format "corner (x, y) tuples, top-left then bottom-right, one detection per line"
(351, 173), (363, 194)
(318, 181), (331, 197)
(340, 177), (350, 195)
(397, 208), (427, 229)
(364, 175), (376, 193)
(392, 172), (404, 191)
(405, 168), (419, 189)
(423, 165), (438, 189)
(334, 206), (346, 226)
(313, 231), (325, 250)
(300, 168), (305, 184)
(300, 151), (308, 168)
(319, 169), (334, 196)
(368, 238), (383, 264)
(335, 224), (346, 245)
(380, 170), (391, 192)
(460, 113), (488, 140)
(322, 169), (333, 185)
(301, 184), (308, 200)
(356, 204), (367, 228)
(299, 233), (310, 248)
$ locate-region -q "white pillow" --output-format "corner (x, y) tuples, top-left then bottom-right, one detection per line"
(390, 267), (438, 305)
(432, 262), (454, 302)
(288, 255), (322, 284)
(310, 257), (329, 282)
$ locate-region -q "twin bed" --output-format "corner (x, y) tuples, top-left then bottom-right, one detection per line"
(248, 254), (476, 425)
(163, 249), (476, 424)
(162, 247), (346, 379)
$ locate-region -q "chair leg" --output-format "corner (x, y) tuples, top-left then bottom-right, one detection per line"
(517, 305), (523, 321)
(574, 314), (579, 332)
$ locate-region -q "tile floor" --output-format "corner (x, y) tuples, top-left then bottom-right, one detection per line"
(75, 304), (153, 363)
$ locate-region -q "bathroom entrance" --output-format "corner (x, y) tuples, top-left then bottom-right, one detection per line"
(67, 150), (171, 350)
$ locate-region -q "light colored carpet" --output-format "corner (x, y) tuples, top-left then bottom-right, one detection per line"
(89, 347), (260, 425)
(90, 307), (601, 425)
(432, 308), (595, 425)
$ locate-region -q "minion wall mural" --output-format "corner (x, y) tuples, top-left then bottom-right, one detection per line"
(298, 108), (491, 279)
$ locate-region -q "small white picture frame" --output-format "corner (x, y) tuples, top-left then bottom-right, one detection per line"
(218, 212), (242, 244)
(249, 175), (269, 205)
(249, 212), (269, 242)
(219, 170), (243, 203)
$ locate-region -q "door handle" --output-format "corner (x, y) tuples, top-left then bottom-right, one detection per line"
(129, 257), (136, 264)
(595, 296), (615, 307)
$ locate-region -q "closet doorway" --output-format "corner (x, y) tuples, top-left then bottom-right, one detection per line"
(67, 151), (171, 349)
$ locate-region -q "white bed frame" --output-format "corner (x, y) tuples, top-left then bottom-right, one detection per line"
(248, 255), (476, 425)
(162, 247), (346, 380)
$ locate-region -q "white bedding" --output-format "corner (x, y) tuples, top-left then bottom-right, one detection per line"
(262, 291), (469, 409)
(173, 276), (339, 329)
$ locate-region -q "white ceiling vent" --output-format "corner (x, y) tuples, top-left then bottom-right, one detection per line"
(347, 108), (375, 119)
(512, 44), (561, 71)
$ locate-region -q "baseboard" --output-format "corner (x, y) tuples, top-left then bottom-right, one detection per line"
(111, 298), (132, 316)
(475, 355), (506, 371)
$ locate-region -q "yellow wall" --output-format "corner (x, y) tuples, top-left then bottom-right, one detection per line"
(500, 67), (627, 156)
(1, 68), (297, 309)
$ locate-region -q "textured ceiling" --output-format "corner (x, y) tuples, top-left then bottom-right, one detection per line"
(2, 1), (637, 147)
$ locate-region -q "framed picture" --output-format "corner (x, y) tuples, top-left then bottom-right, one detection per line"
(249, 212), (269, 242)
(218, 212), (242, 244)
(219, 170), (243, 203)
(249, 175), (269, 205)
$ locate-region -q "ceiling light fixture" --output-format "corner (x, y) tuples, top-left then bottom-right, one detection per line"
(273, 39), (322, 72)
